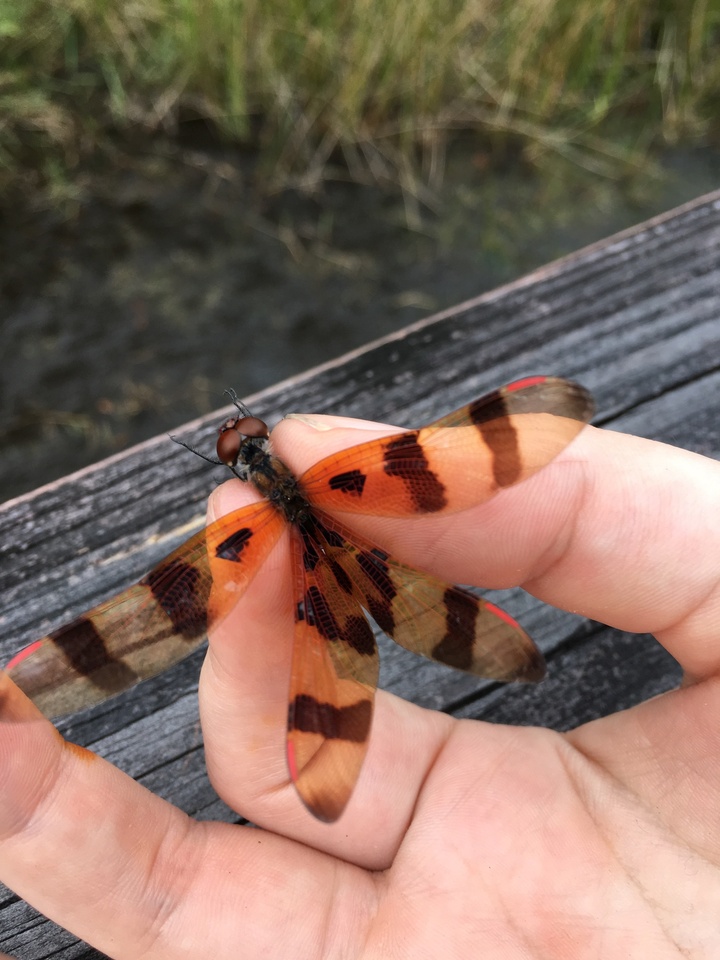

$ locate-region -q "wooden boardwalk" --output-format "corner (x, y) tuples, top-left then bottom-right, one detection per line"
(1, 189), (718, 958)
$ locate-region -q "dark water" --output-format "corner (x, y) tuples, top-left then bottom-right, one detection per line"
(1, 141), (719, 504)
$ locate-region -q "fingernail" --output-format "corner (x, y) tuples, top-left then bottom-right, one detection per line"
(284, 413), (334, 431)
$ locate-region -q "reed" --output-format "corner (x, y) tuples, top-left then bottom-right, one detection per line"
(1, 0), (718, 196)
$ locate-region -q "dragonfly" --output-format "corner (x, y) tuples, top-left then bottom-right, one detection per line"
(6, 376), (594, 822)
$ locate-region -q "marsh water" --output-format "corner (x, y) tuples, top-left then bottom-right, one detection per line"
(1, 140), (719, 503)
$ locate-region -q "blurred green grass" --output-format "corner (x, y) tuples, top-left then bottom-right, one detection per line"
(1, 0), (719, 200)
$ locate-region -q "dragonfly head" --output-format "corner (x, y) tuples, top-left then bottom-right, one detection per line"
(216, 415), (270, 467)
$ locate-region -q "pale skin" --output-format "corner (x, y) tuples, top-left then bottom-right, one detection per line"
(1, 415), (719, 960)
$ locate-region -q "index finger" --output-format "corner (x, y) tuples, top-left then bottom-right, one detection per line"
(274, 417), (720, 674)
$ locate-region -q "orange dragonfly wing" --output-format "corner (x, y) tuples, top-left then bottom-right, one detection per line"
(285, 504), (544, 822)
(287, 518), (378, 821)
(316, 511), (545, 683)
(300, 376), (594, 517)
(7, 500), (285, 718)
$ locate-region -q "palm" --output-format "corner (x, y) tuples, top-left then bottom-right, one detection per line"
(1, 420), (718, 960)
(376, 699), (719, 959)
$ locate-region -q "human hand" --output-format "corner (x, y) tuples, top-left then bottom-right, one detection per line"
(1, 416), (718, 958)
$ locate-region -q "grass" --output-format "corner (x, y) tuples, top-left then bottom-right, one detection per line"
(1, 0), (719, 201)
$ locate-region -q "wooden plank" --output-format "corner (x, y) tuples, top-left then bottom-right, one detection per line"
(0, 189), (718, 958)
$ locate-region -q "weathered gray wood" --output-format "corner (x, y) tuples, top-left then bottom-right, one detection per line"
(0, 190), (718, 959)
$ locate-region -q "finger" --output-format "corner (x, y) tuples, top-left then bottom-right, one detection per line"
(199, 477), (455, 867)
(274, 417), (720, 672)
(0, 674), (372, 959)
